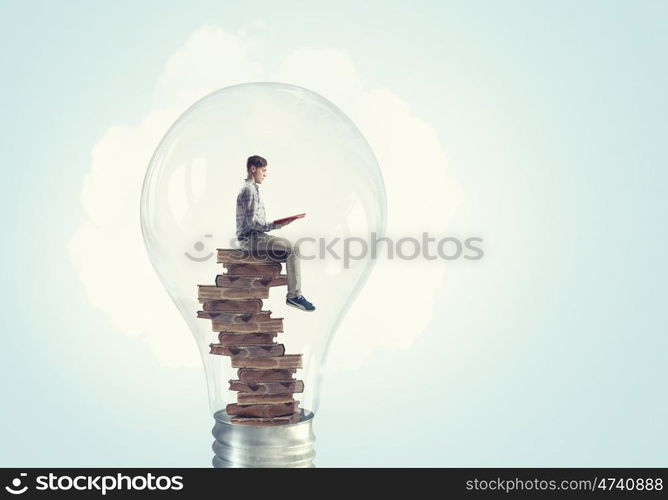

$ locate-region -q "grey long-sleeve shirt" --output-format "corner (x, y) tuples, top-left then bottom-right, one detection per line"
(235, 178), (276, 240)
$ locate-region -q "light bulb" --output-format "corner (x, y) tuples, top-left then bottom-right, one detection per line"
(140, 82), (386, 467)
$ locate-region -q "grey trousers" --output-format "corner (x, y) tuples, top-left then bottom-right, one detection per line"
(239, 233), (302, 299)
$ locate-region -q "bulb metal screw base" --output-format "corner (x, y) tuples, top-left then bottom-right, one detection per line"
(212, 409), (316, 468)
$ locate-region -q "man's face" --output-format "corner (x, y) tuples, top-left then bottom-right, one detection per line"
(251, 165), (268, 184)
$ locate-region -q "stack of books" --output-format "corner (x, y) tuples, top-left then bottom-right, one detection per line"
(197, 249), (304, 426)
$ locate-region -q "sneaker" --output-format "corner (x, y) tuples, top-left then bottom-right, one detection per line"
(286, 295), (316, 312)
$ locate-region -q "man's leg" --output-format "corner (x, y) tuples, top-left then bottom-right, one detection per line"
(242, 234), (302, 299)
(265, 235), (302, 299)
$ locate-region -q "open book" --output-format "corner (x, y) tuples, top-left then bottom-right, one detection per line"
(273, 213), (306, 225)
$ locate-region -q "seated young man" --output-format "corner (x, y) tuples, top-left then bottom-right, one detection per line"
(235, 155), (315, 312)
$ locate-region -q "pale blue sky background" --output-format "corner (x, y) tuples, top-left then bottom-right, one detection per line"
(1, 0), (666, 466)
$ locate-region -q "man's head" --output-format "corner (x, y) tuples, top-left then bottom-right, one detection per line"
(247, 155), (268, 184)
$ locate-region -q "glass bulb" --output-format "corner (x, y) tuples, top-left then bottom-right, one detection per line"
(140, 82), (386, 464)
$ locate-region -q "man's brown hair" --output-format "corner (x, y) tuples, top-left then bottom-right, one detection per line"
(247, 155), (267, 170)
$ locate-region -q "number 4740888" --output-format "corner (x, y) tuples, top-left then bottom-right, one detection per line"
(596, 478), (663, 491)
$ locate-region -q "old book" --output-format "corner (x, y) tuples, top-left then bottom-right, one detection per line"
(201, 299), (262, 313)
(230, 411), (302, 426)
(198, 285), (269, 300)
(229, 380), (304, 394)
(217, 248), (288, 264)
(214, 275), (264, 288)
(237, 393), (295, 404)
(272, 213), (305, 225)
(211, 317), (283, 333)
(223, 263), (282, 280)
(258, 276), (288, 288)
(198, 310), (273, 322)
(215, 274), (288, 288)
(237, 368), (296, 382)
(219, 333), (277, 346)
(209, 344), (285, 358)
(226, 401), (298, 418)
(231, 354), (302, 369)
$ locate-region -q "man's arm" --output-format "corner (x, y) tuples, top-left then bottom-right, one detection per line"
(241, 188), (276, 232)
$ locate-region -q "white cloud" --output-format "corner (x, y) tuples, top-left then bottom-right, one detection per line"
(69, 25), (461, 370)
(152, 25), (265, 111)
